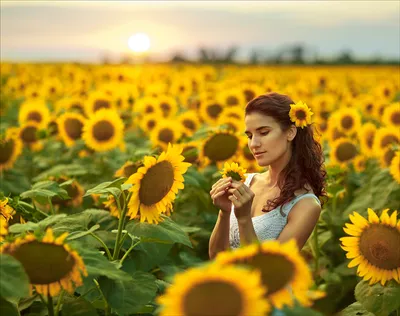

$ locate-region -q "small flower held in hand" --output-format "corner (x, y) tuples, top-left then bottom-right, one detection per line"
(220, 162), (247, 182)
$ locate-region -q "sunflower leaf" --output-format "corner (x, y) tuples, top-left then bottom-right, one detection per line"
(0, 297), (20, 316)
(32, 163), (88, 182)
(20, 181), (70, 204)
(66, 224), (101, 241)
(0, 254), (30, 299)
(61, 297), (98, 316)
(84, 178), (126, 197)
(336, 302), (375, 316)
(355, 280), (400, 316)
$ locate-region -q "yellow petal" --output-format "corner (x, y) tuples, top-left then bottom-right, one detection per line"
(389, 210), (398, 228)
(349, 212), (369, 228)
(380, 209), (390, 225)
(368, 208), (380, 224)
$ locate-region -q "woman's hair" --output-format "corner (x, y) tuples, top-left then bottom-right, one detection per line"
(245, 92), (327, 214)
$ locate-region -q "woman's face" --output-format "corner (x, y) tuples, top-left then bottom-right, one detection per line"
(244, 112), (295, 167)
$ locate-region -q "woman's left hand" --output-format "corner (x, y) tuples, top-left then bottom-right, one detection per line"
(227, 180), (255, 221)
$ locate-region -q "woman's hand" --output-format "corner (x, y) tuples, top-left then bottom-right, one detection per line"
(227, 180), (255, 221)
(210, 177), (233, 214)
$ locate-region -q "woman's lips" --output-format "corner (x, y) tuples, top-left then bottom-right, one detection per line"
(254, 152), (266, 158)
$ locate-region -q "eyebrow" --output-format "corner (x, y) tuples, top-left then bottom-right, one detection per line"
(244, 126), (271, 134)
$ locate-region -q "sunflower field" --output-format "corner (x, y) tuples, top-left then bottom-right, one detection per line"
(0, 63), (399, 316)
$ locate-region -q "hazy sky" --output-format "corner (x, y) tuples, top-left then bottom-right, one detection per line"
(1, 1), (399, 62)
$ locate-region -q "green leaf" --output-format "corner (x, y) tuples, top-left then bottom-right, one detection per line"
(0, 297), (20, 316)
(66, 224), (101, 241)
(84, 178), (126, 197)
(61, 297), (98, 316)
(20, 181), (69, 204)
(8, 214), (68, 234)
(355, 280), (400, 316)
(100, 271), (157, 315)
(0, 254), (30, 299)
(281, 304), (324, 316)
(336, 302), (375, 316)
(52, 212), (93, 234)
(125, 215), (192, 248)
(32, 163), (88, 182)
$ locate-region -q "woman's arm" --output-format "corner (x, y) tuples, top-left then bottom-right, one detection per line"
(237, 216), (259, 246)
(277, 197), (321, 249)
(208, 210), (231, 260)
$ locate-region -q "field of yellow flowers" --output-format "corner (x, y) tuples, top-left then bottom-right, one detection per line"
(0, 63), (399, 316)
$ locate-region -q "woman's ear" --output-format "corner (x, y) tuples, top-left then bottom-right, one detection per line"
(287, 125), (297, 141)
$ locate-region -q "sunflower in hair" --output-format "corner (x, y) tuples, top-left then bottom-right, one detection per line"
(1, 228), (87, 297)
(289, 101), (313, 129)
(82, 109), (125, 152)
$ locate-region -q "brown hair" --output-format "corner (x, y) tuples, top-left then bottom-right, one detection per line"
(245, 92), (327, 214)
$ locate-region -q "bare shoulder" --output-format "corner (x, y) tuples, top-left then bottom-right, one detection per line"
(294, 183), (314, 196)
(287, 196), (321, 222)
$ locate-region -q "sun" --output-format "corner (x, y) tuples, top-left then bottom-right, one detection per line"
(128, 33), (150, 53)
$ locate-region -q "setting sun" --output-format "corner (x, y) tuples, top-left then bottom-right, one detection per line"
(128, 33), (150, 53)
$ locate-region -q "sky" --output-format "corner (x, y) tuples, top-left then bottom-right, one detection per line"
(1, 0), (400, 63)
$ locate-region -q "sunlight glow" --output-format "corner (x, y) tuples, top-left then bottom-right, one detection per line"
(128, 33), (150, 53)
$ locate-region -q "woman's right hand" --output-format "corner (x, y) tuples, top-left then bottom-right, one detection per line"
(210, 177), (233, 214)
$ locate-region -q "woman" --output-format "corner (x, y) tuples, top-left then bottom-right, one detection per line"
(209, 92), (327, 259)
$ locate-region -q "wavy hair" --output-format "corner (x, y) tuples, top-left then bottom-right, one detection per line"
(245, 92), (327, 214)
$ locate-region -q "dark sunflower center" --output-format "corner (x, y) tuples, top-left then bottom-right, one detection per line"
(182, 146), (198, 163)
(226, 96), (239, 106)
(203, 134), (239, 162)
(93, 99), (110, 112)
(27, 111), (42, 123)
(183, 119), (196, 131)
(206, 104), (223, 119)
(9, 241), (75, 284)
(138, 160), (174, 206)
(341, 116), (354, 130)
(228, 113), (241, 120)
(183, 281), (243, 316)
(64, 118), (83, 140)
(244, 90), (255, 102)
(145, 105), (155, 114)
(71, 103), (84, 113)
(147, 120), (156, 130)
(158, 128), (174, 144)
(123, 164), (138, 177)
(320, 111), (330, 120)
(384, 88), (390, 97)
(336, 142), (357, 162)
(391, 112), (400, 125)
(295, 110), (306, 120)
(359, 224), (400, 270)
(366, 103), (373, 113)
(249, 252), (295, 295)
(383, 149), (395, 167)
(20, 126), (37, 144)
(366, 132), (374, 149)
(160, 102), (171, 116)
(0, 139), (14, 163)
(48, 121), (58, 136)
(381, 135), (398, 148)
(319, 120), (328, 133)
(92, 121), (115, 142)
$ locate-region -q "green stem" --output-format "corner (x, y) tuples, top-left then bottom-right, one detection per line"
(120, 240), (141, 266)
(55, 289), (65, 316)
(112, 191), (131, 261)
(312, 225), (320, 281)
(47, 294), (55, 316)
(79, 287), (97, 299)
(332, 194), (338, 215)
(89, 232), (113, 260)
(48, 197), (55, 215)
(93, 279), (110, 316)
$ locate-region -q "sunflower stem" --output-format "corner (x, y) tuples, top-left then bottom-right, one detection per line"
(48, 197), (55, 215)
(89, 232), (113, 260)
(47, 294), (55, 316)
(93, 279), (110, 316)
(112, 191), (130, 261)
(312, 225), (320, 282)
(120, 240), (141, 266)
(332, 193), (338, 215)
(55, 289), (65, 316)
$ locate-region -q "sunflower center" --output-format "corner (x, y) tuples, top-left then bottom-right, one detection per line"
(0, 139), (14, 163)
(27, 111), (42, 123)
(123, 164), (138, 177)
(366, 103), (373, 113)
(158, 128), (174, 144)
(182, 146), (198, 163)
(48, 121), (58, 136)
(10, 241), (75, 284)
(160, 102), (171, 116)
(92, 120), (115, 141)
(93, 99), (110, 112)
(359, 224), (400, 270)
(203, 133), (239, 162)
(366, 132), (374, 149)
(295, 110), (306, 120)
(341, 116), (354, 130)
(183, 119), (196, 131)
(227, 96), (239, 106)
(391, 112), (400, 125)
(383, 149), (395, 167)
(381, 135), (398, 148)
(336, 142), (357, 162)
(139, 160), (174, 206)
(20, 126), (37, 144)
(244, 90), (255, 102)
(206, 104), (223, 119)
(250, 252), (295, 295)
(183, 281), (243, 316)
(64, 118), (83, 140)
(146, 120), (156, 130)
(145, 105), (155, 113)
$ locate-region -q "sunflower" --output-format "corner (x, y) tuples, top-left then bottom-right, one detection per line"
(220, 162), (247, 182)
(289, 101), (313, 129)
(0, 198), (15, 242)
(40, 77), (63, 101)
(215, 239), (319, 309)
(1, 228), (87, 296)
(57, 112), (86, 147)
(334, 108), (362, 136)
(177, 111), (200, 137)
(353, 155), (367, 173)
(329, 138), (358, 168)
(340, 208), (400, 286)
(0, 133), (23, 172)
(84, 91), (115, 117)
(382, 102), (400, 129)
(218, 88), (246, 108)
(18, 100), (50, 128)
(114, 160), (143, 178)
(157, 264), (270, 316)
(50, 176), (85, 208)
(125, 143), (191, 224)
(199, 100), (224, 126)
(18, 122), (43, 151)
(240, 83), (263, 103)
(103, 193), (128, 219)
(358, 122), (377, 157)
(373, 126), (400, 154)
(149, 120), (183, 150)
(138, 113), (160, 135)
(379, 147), (396, 169)
(357, 94), (376, 118)
(217, 116), (244, 134)
(82, 109), (125, 152)
(389, 151), (400, 184)
(157, 95), (179, 119)
(199, 129), (241, 167)
(55, 97), (86, 115)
